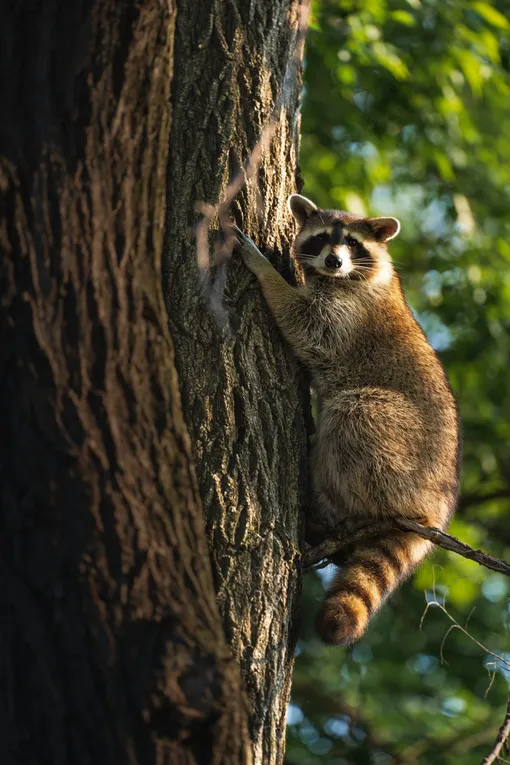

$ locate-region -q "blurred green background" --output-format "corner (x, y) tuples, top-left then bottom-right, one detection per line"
(288, 1), (510, 763)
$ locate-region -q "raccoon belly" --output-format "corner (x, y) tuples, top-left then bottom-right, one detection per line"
(314, 388), (430, 520)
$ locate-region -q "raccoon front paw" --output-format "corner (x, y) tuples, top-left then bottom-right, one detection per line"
(231, 225), (271, 276)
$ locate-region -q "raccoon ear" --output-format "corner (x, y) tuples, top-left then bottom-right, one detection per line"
(367, 217), (401, 242)
(288, 194), (318, 225)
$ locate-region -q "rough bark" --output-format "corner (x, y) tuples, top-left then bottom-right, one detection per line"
(0, 2), (251, 764)
(164, 2), (310, 763)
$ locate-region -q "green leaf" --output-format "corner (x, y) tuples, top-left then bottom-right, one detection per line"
(390, 9), (416, 26)
(455, 50), (484, 95)
(472, 2), (510, 30)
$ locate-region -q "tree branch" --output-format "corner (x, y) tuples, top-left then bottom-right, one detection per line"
(303, 518), (510, 577)
(481, 695), (510, 765)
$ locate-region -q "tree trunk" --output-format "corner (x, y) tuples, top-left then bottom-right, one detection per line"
(0, 2), (251, 764)
(164, 2), (310, 763)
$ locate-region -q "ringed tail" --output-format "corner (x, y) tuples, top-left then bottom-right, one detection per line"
(316, 532), (432, 646)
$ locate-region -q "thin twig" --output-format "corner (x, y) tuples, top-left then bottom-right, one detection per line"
(417, 576), (510, 764)
(481, 695), (510, 765)
(419, 583), (510, 676)
(303, 518), (510, 578)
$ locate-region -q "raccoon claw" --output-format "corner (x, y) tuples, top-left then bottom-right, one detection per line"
(230, 225), (259, 256)
(230, 225), (253, 247)
(229, 225), (271, 275)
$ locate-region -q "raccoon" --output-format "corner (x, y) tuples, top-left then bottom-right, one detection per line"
(233, 194), (461, 646)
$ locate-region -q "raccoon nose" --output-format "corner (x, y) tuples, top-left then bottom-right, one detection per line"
(325, 254), (343, 270)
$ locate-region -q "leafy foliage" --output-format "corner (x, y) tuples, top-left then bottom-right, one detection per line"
(289, 1), (510, 762)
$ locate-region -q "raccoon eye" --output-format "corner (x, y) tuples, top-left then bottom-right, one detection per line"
(301, 232), (330, 257)
(345, 235), (359, 248)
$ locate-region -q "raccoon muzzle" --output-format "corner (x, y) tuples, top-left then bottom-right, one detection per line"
(315, 532), (432, 646)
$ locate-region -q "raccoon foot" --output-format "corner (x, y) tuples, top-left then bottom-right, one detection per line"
(306, 513), (377, 546)
(305, 516), (331, 546)
(335, 516), (376, 534)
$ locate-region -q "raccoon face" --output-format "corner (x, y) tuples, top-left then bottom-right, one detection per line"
(288, 194), (400, 285)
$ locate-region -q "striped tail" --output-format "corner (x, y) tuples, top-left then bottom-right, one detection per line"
(316, 532), (432, 646)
